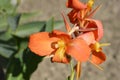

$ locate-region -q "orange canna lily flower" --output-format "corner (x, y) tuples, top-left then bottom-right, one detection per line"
(90, 42), (110, 64)
(28, 30), (91, 63)
(78, 32), (108, 65)
(67, 0), (101, 27)
(90, 42), (106, 65)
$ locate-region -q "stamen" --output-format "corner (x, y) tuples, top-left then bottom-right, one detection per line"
(57, 40), (65, 47)
(79, 28), (97, 32)
(55, 40), (66, 60)
(68, 24), (79, 35)
(100, 43), (111, 47)
(90, 42), (101, 52)
(91, 42), (111, 52)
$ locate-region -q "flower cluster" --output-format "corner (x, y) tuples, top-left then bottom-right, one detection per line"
(28, 0), (109, 79)
(29, 0), (107, 64)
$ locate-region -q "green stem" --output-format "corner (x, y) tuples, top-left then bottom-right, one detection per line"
(69, 60), (75, 80)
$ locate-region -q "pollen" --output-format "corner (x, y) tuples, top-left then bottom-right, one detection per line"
(92, 42), (101, 52)
(57, 40), (66, 47)
(87, 0), (94, 8)
(55, 40), (66, 60)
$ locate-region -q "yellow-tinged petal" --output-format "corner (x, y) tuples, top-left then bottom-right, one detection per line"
(51, 46), (70, 63)
(87, 0), (94, 8)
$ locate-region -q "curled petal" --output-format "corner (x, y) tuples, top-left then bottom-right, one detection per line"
(91, 51), (106, 64)
(66, 0), (86, 10)
(77, 32), (96, 45)
(86, 19), (103, 41)
(28, 32), (59, 56)
(66, 38), (91, 62)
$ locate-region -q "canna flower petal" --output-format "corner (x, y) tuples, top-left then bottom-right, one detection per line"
(66, 0), (86, 10)
(51, 30), (71, 43)
(67, 9), (79, 24)
(77, 32), (96, 45)
(61, 12), (71, 32)
(28, 32), (59, 56)
(66, 38), (91, 62)
(91, 51), (106, 64)
(86, 19), (103, 41)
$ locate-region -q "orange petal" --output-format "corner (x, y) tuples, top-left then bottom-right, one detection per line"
(86, 19), (103, 41)
(66, 0), (86, 10)
(52, 30), (68, 36)
(66, 38), (91, 62)
(61, 12), (71, 32)
(51, 30), (71, 43)
(28, 32), (59, 56)
(77, 32), (96, 45)
(68, 9), (78, 24)
(91, 51), (106, 64)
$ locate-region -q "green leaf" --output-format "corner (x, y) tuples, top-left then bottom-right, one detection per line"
(6, 40), (27, 80)
(13, 21), (45, 38)
(0, 16), (8, 32)
(23, 48), (43, 80)
(0, 0), (15, 14)
(7, 14), (21, 31)
(20, 12), (41, 23)
(54, 21), (64, 29)
(6, 56), (24, 80)
(6, 39), (44, 80)
(45, 17), (54, 32)
(0, 64), (5, 80)
(0, 44), (16, 58)
(0, 33), (17, 58)
(0, 30), (13, 41)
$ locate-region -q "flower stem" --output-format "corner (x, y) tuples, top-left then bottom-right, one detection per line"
(76, 62), (81, 80)
(68, 60), (75, 80)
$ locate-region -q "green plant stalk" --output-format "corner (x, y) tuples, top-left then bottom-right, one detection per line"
(70, 60), (75, 80)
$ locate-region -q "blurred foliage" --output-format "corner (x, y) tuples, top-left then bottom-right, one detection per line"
(0, 0), (64, 80)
